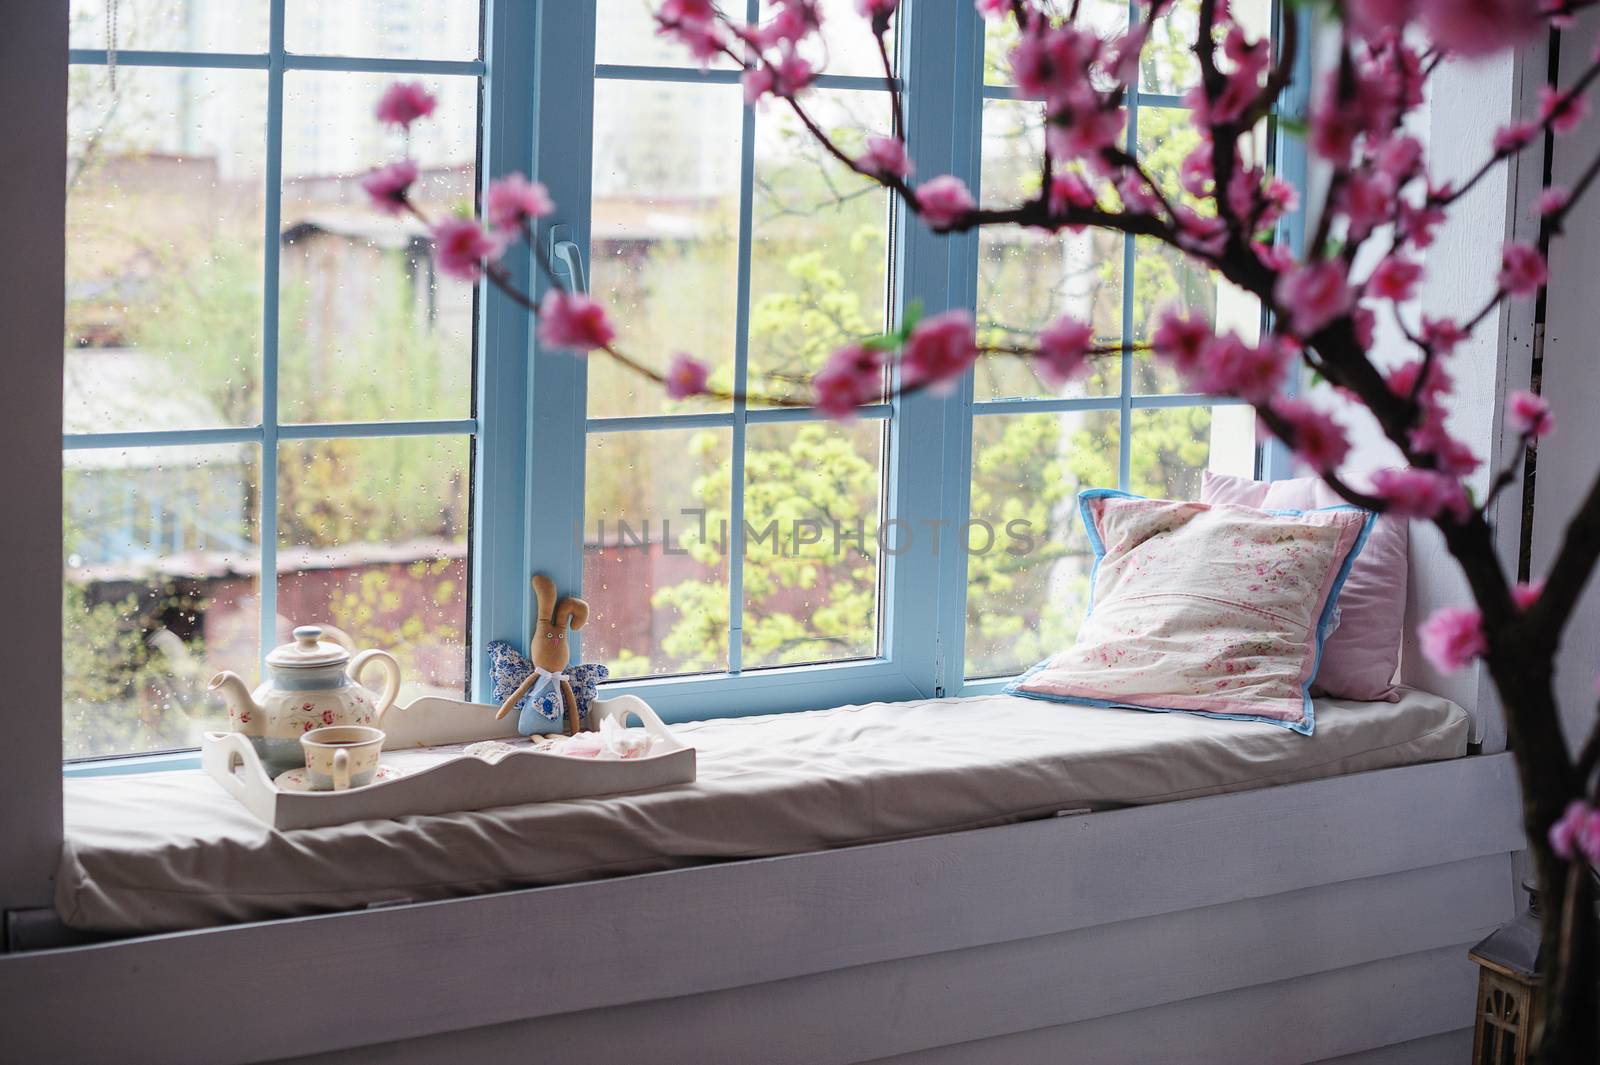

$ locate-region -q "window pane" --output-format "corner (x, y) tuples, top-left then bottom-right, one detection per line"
(749, 89), (892, 407)
(278, 72), (479, 423)
(965, 412), (1118, 679)
(977, 99), (1121, 400)
(983, 1), (1127, 87)
(1130, 107), (1263, 394)
(63, 442), (260, 759)
(65, 65), (266, 432)
(70, 0), (268, 53)
(742, 419), (884, 669)
(589, 80), (742, 418)
(286, 0), (482, 61)
(276, 436), (470, 703)
(583, 428), (733, 678)
(1141, 0), (1273, 97)
(1129, 404), (1256, 500)
(596, 0), (740, 70)
(758, 0), (897, 78)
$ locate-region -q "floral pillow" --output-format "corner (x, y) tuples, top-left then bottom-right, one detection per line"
(1005, 490), (1374, 734)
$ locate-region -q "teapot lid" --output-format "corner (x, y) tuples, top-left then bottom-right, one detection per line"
(266, 625), (350, 669)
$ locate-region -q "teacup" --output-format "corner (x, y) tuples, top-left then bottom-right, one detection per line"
(300, 725), (385, 791)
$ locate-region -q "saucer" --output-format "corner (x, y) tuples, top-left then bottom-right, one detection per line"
(273, 764), (406, 793)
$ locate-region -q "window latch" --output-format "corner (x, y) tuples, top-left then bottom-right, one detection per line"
(547, 224), (588, 296)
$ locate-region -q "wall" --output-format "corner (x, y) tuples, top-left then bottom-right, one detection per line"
(1320, 35), (1546, 751)
(0, 0), (67, 917)
(1534, 11), (1600, 750)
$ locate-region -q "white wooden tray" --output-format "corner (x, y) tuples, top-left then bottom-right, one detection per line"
(201, 693), (696, 831)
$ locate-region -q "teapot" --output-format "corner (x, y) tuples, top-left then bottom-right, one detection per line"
(209, 625), (402, 775)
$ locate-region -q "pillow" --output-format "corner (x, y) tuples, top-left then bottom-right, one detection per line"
(1005, 490), (1374, 734)
(1201, 470), (1408, 702)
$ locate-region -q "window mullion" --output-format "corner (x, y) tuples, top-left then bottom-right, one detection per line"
(519, 0), (598, 671)
(468, 0), (542, 700)
(726, 0), (760, 674)
(886, 0), (984, 699)
(1118, 54), (1139, 493)
(257, 0), (287, 672)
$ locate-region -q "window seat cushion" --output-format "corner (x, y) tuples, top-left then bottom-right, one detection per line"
(57, 689), (1469, 935)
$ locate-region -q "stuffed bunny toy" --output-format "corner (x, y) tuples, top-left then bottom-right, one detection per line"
(491, 574), (607, 736)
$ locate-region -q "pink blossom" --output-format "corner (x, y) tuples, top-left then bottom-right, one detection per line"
(1511, 578), (1545, 611)
(1507, 390), (1554, 437)
(1151, 309), (1213, 374)
(360, 159), (418, 216)
(1421, 316), (1466, 355)
(1538, 186), (1571, 216)
(485, 172), (554, 232)
(1548, 800), (1600, 864)
(1418, 605), (1486, 673)
(1498, 243), (1548, 296)
(658, 14), (725, 66)
(1275, 260), (1355, 336)
(857, 135), (912, 180)
(1010, 22), (1100, 106)
(664, 353), (710, 400)
(1353, 305), (1377, 349)
(1045, 105), (1125, 160)
(1386, 359), (1445, 399)
(901, 310), (978, 392)
(742, 64), (776, 104)
(974, 0), (1010, 18)
(1368, 256), (1423, 302)
(1035, 315), (1094, 389)
(854, 0), (899, 24)
(1348, 0), (1417, 38)
(1340, 172), (1394, 239)
(537, 290), (617, 353)
(1192, 333), (1288, 402)
(1209, 27), (1270, 123)
(431, 219), (504, 282)
(1272, 398), (1351, 473)
(1106, 23), (1150, 85)
(753, 1), (821, 49)
(1369, 467), (1471, 520)
(375, 81), (438, 128)
(915, 175), (976, 231)
(742, 48), (816, 103)
(1493, 120), (1537, 154)
(1419, 0), (1541, 57)
(1047, 171), (1096, 221)
(1375, 135), (1424, 182)
(1539, 84), (1588, 135)
(1180, 144), (1214, 198)
(1398, 198), (1446, 249)
(1310, 98), (1360, 162)
(658, 0), (716, 20)
(814, 343), (886, 418)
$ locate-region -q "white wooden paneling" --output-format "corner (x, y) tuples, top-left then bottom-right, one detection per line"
(1534, 9), (1600, 750)
(1311, 1029), (1474, 1065)
(0, 0), (66, 917)
(267, 858), (1508, 1065)
(858, 947), (1478, 1065)
(0, 755), (1522, 1065)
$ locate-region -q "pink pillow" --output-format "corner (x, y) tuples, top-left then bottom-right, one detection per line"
(1202, 471), (1408, 701)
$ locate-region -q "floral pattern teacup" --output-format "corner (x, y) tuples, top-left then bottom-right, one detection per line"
(300, 725), (385, 791)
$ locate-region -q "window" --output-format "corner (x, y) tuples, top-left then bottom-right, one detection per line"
(581, 0), (895, 680)
(964, 0), (1275, 680)
(62, 0), (484, 760)
(59, 1), (1298, 766)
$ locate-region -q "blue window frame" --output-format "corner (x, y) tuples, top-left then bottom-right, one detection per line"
(63, 0), (1304, 774)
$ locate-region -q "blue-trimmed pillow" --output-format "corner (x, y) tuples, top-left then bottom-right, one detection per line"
(1003, 489), (1374, 735)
